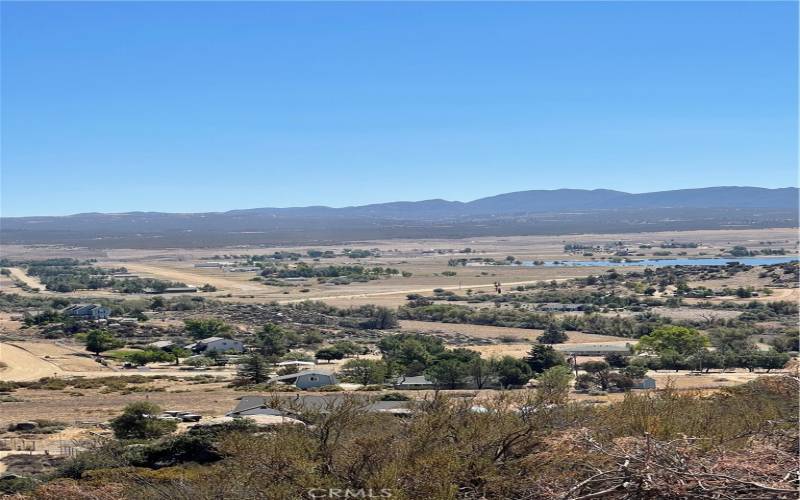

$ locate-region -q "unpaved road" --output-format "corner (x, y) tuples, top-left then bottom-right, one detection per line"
(122, 262), (263, 292)
(278, 278), (572, 305)
(5, 267), (47, 292)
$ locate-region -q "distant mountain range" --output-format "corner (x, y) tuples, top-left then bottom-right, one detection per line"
(2, 186), (797, 248)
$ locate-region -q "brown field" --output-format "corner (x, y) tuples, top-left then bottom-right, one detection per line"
(0, 227), (796, 446)
(1, 227), (796, 306)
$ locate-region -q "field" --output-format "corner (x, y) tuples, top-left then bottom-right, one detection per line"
(0, 226), (797, 480)
(2, 227), (796, 307)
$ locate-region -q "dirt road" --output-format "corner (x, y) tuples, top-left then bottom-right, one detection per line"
(6, 267), (47, 292)
(278, 278), (572, 305)
(122, 262), (263, 292)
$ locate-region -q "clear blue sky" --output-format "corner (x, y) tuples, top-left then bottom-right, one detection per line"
(2, 1), (797, 216)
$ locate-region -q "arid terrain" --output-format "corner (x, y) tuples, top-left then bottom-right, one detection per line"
(0, 226), (797, 489)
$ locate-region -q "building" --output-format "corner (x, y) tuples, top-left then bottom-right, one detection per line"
(146, 340), (175, 350)
(269, 370), (337, 389)
(555, 343), (634, 357)
(393, 375), (436, 390)
(275, 360), (315, 368)
(62, 304), (111, 320)
(186, 337), (244, 354)
(632, 377), (656, 389)
(393, 374), (506, 390)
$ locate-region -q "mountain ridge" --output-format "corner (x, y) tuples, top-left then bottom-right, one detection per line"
(6, 186), (795, 220)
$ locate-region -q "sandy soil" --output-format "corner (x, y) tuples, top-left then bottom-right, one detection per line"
(0, 341), (236, 382)
(6, 267), (47, 292)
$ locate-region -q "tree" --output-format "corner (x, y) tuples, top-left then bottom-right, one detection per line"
(468, 357), (491, 389)
(110, 401), (177, 440)
(709, 328), (756, 354)
(574, 373), (598, 392)
(166, 347), (190, 365)
(257, 324), (291, 357)
(620, 364), (648, 379)
(686, 350), (723, 373)
(526, 345), (566, 374)
(340, 359), (387, 386)
(581, 361), (611, 390)
(494, 356), (532, 388)
(184, 318), (232, 340)
(607, 373), (634, 392)
(85, 329), (123, 356)
(124, 349), (171, 367)
(315, 347), (344, 363)
(378, 334), (444, 375)
(237, 354), (270, 384)
(333, 341), (365, 357)
(426, 358), (469, 389)
(604, 352), (628, 368)
(537, 323), (568, 344)
(637, 326), (708, 357)
(536, 365), (573, 404)
(757, 349), (790, 373)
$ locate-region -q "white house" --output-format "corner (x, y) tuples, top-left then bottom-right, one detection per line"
(186, 337), (244, 353)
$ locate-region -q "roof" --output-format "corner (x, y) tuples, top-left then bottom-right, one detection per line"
(395, 375), (434, 386)
(228, 394), (411, 416)
(270, 370), (334, 382)
(555, 343), (633, 353)
(147, 340), (174, 349)
(197, 337), (235, 344)
(276, 361), (315, 366)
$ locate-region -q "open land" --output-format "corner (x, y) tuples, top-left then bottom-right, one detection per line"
(0, 226), (797, 482)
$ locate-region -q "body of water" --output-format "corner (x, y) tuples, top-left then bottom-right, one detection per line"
(520, 256), (799, 268)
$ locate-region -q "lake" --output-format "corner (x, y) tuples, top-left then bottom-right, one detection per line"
(520, 256), (799, 268)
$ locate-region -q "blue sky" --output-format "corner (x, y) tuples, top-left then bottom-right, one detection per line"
(1, 1), (797, 216)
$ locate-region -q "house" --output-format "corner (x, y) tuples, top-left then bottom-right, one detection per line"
(62, 304), (111, 320)
(393, 375), (506, 390)
(275, 360), (315, 368)
(186, 337), (244, 353)
(632, 377), (656, 389)
(393, 375), (436, 390)
(269, 370), (337, 389)
(146, 340), (175, 350)
(555, 343), (634, 357)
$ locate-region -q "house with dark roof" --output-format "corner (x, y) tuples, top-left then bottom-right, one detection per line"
(62, 304), (111, 320)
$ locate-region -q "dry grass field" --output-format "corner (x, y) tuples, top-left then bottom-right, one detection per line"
(0, 227), (796, 449)
(1, 227), (796, 306)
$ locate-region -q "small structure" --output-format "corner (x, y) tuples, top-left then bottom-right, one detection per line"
(186, 337), (244, 354)
(269, 370), (337, 389)
(393, 375), (436, 390)
(275, 360), (315, 368)
(632, 377), (656, 389)
(146, 340), (175, 351)
(62, 304), (111, 320)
